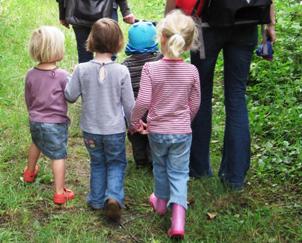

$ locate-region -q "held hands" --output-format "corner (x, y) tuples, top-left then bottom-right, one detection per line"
(129, 120), (148, 135)
(137, 120), (148, 135)
(123, 14), (136, 24)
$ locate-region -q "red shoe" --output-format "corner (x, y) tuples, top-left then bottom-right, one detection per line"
(23, 165), (39, 183)
(53, 188), (75, 205)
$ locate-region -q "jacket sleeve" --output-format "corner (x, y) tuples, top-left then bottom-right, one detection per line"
(189, 66), (201, 121)
(56, 0), (66, 20)
(116, 0), (131, 17)
(64, 67), (81, 103)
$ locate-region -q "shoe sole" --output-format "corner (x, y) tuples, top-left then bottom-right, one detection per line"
(168, 229), (184, 239)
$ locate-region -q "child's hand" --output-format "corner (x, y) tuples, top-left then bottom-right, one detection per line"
(137, 120), (148, 135)
(129, 120), (148, 135)
(123, 14), (136, 24)
(71, 64), (79, 74)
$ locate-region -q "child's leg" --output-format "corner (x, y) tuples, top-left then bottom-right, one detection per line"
(128, 132), (150, 167)
(166, 135), (192, 239)
(148, 136), (170, 202)
(83, 132), (106, 209)
(104, 133), (127, 207)
(52, 159), (65, 194)
(103, 133), (127, 222)
(166, 136), (192, 210)
(27, 143), (41, 172)
(52, 158), (74, 204)
(23, 143), (40, 182)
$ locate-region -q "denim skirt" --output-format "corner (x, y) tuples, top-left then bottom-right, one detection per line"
(30, 122), (68, 160)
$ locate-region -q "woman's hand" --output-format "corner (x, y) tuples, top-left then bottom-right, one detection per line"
(60, 19), (70, 29)
(266, 24), (276, 43)
(123, 14), (136, 24)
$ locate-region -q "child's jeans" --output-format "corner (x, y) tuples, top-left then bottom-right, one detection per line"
(83, 131), (127, 209)
(148, 133), (192, 210)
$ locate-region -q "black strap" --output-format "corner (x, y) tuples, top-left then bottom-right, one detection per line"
(191, 0), (202, 16)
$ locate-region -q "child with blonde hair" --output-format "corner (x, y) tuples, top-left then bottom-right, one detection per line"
(131, 10), (200, 239)
(23, 26), (74, 205)
(65, 18), (135, 222)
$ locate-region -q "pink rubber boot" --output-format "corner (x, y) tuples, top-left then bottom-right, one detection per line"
(149, 193), (167, 216)
(168, 204), (186, 239)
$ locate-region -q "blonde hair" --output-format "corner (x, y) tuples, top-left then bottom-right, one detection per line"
(157, 10), (199, 58)
(29, 26), (65, 63)
(87, 18), (124, 54)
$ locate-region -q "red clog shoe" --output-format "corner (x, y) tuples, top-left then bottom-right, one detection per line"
(53, 188), (75, 205)
(23, 165), (39, 183)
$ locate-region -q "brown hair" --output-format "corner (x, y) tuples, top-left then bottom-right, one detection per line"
(87, 18), (124, 54)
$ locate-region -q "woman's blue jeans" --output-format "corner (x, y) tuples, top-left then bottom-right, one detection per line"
(190, 25), (258, 189)
(83, 132), (127, 209)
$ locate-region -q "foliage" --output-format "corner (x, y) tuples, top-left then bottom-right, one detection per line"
(248, 0), (302, 186)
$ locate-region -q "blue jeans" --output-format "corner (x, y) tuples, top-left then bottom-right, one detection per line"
(190, 25), (258, 188)
(148, 133), (192, 210)
(83, 132), (127, 209)
(72, 9), (118, 63)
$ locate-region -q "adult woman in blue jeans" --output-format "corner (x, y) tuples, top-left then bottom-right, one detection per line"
(165, 0), (276, 189)
(57, 0), (135, 63)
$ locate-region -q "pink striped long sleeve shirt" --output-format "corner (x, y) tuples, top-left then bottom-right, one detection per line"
(131, 58), (201, 134)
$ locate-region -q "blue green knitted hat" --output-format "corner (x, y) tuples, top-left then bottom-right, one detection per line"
(125, 21), (158, 55)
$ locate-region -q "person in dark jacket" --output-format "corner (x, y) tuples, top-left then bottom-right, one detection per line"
(57, 0), (135, 63)
(122, 21), (162, 168)
(165, 0), (276, 190)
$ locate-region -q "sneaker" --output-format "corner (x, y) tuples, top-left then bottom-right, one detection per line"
(53, 188), (75, 205)
(23, 165), (39, 183)
(104, 198), (121, 223)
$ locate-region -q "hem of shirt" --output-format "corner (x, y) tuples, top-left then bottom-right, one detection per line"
(148, 129), (192, 135)
(29, 118), (69, 124)
(81, 127), (127, 135)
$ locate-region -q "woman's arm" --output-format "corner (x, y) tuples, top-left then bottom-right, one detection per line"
(116, 0), (135, 24)
(56, 0), (69, 28)
(165, 0), (176, 15)
(266, 2), (276, 43)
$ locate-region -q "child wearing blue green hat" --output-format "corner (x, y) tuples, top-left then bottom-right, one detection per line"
(122, 21), (162, 168)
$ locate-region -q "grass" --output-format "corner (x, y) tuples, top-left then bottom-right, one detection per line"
(0, 0), (301, 242)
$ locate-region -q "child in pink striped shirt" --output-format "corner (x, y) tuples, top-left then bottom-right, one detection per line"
(131, 10), (200, 239)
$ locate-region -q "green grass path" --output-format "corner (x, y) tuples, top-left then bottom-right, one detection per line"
(0, 0), (301, 242)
